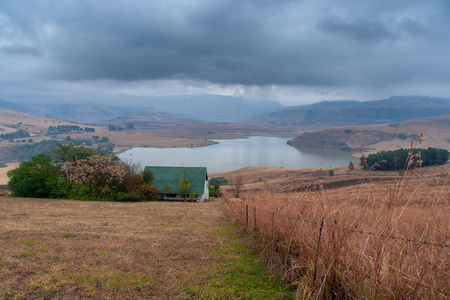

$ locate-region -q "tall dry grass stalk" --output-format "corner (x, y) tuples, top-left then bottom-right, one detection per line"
(225, 140), (449, 299)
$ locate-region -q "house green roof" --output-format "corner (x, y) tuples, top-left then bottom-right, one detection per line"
(144, 166), (208, 194)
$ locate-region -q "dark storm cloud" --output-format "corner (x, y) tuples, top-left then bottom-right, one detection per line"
(1, 0), (450, 102)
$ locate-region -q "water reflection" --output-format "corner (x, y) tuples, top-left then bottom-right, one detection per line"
(118, 136), (355, 173)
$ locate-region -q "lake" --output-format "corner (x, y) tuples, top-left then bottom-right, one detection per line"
(118, 136), (355, 173)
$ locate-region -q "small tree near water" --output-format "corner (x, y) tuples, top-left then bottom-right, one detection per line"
(349, 161), (354, 171)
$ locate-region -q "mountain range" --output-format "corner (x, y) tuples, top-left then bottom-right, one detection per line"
(246, 96), (450, 131)
(0, 95), (449, 132)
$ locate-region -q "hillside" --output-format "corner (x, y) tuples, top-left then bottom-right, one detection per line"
(246, 96), (450, 130)
(0, 108), (105, 139)
(106, 108), (202, 129)
(0, 95), (282, 124)
(288, 115), (450, 153)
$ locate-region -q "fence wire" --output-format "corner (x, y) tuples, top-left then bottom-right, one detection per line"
(226, 201), (449, 299)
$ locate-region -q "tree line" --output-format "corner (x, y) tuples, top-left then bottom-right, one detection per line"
(0, 129), (30, 141)
(7, 143), (158, 201)
(47, 125), (95, 134)
(360, 147), (449, 171)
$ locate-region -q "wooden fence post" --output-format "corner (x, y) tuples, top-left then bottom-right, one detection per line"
(253, 207), (257, 239)
(271, 212), (275, 249)
(313, 217), (325, 285)
(246, 205), (248, 226)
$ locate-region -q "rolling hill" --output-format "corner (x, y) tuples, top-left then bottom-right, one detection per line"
(246, 96), (450, 131)
(0, 95), (282, 124)
(288, 115), (450, 153)
(106, 108), (202, 129)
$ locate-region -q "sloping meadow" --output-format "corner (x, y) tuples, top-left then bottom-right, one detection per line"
(225, 167), (449, 299)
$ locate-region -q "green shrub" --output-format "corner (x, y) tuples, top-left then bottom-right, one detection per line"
(115, 193), (142, 202)
(328, 169), (334, 176)
(209, 177), (228, 185)
(189, 191), (197, 201)
(138, 184), (158, 201)
(7, 154), (62, 198)
(142, 169), (154, 184)
(209, 183), (221, 198)
(348, 161), (354, 171)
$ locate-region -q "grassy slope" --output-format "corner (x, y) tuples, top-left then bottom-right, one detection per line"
(0, 197), (293, 299)
(222, 164), (449, 298)
(289, 115), (450, 154)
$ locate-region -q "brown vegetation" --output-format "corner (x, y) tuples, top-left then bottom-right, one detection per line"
(0, 197), (234, 298)
(289, 115), (450, 154)
(224, 163), (449, 298)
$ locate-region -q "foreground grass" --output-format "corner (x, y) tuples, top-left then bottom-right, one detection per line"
(184, 225), (293, 299)
(225, 165), (449, 299)
(0, 196), (293, 299)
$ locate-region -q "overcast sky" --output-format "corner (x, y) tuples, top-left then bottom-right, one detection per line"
(1, 0), (449, 106)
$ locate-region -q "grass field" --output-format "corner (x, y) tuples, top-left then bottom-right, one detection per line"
(224, 165), (449, 298)
(0, 197), (293, 299)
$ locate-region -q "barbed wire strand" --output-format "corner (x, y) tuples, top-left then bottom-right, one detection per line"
(235, 204), (449, 248)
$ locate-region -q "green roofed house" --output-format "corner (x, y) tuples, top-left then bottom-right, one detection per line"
(144, 166), (209, 202)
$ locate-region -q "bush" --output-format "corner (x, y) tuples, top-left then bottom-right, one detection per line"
(7, 154), (62, 198)
(189, 191), (197, 201)
(115, 193), (142, 202)
(328, 169), (334, 176)
(142, 169), (154, 184)
(138, 184), (158, 201)
(209, 183), (221, 198)
(348, 161), (354, 171)
(210, 177), (228, 185)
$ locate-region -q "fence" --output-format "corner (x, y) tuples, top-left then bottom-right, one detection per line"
(225, 199), (449, 299)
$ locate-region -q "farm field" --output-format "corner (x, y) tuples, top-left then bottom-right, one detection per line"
(0, 197), (293, 299)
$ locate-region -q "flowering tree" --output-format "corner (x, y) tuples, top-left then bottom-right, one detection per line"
(64, 154), (126, 199)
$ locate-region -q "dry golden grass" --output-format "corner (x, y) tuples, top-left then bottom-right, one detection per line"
(0, 107), (293, 154)
(290, 116), (450, 156)
(0, 163), (18, 185)
(0, 197), (233, 299)
(225, 165), (450, 299)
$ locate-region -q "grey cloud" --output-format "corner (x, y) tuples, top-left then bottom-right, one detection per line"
(0, 44), (42, 56)
(317, 16), (398, 42)
(0, 0), (450, 104)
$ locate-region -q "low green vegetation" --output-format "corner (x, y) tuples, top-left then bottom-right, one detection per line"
(47, 125), (87, 135)
(209, 177), (228, 186)
(361, 147), (449, 171)
(7, 143), (158, 201)
(0, 129), (30, 141)
(209, 183), (221, 198)
(184, 226), (294, 299)
(348, 161), (354, 171)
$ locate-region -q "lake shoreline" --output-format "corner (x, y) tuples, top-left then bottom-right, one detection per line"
(118, 136), (354, 173)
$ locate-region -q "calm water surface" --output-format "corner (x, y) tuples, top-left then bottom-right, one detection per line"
(118, 136), (355, 173)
